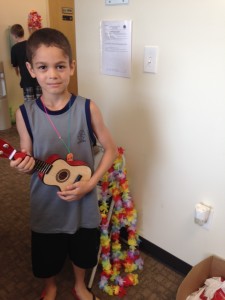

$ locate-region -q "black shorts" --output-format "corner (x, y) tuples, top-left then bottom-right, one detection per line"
(31, 228), (100, 278)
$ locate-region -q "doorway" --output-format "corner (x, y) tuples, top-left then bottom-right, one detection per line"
(48, 0), (78, 95)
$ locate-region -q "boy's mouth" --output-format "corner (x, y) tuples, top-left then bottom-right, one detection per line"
(48, 82), (61, 87)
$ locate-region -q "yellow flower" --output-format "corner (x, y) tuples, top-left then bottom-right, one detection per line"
(112, 241), (121, 251)
(104, 285), (114, 296)
(128, 238), (138, 247)
(100, 236), (110, 247)
(113, 286), (120, 295)
(102, 262), (112, 272)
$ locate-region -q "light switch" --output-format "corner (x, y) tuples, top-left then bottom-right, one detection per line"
(144, 46), (158, 73)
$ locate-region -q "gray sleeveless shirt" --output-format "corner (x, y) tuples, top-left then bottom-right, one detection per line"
(20, 95), (101, 234)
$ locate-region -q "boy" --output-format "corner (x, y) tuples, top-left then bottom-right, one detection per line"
(10, 24), (42, 101)
(10, 28), (117, 300)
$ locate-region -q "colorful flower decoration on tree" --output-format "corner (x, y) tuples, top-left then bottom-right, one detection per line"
(98, 147), (143, 296)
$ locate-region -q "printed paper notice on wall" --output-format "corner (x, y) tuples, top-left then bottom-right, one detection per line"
(100, 20), (132, 78)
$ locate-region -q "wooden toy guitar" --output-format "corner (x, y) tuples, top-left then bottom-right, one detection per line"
(0, 138), (92, 191)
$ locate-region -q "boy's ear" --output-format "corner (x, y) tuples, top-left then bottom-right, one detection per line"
(70, 60), (76, 76)
(26, 62), (36, 78)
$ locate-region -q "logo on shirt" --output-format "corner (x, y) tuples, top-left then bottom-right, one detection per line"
(77, 129), (86, 144)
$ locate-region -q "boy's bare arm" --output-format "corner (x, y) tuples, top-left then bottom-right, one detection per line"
(88, 100), (117, 188)
(10, 109), (35, 173)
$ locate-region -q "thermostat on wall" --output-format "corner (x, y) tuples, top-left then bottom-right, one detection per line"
(105, 0), (129, 5)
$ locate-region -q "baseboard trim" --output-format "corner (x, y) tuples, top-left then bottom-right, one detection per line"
(139, 236), (192, 275)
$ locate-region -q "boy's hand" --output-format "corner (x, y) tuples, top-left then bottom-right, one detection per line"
(10, 150), (35, 174)
(57, 180), (93, 201)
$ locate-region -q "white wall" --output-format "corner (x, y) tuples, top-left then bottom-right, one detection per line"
(75, 0), (225, 266)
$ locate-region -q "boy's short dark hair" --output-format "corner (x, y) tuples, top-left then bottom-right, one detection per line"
(10, 24), (24, 38)
(26, 28), (73, 64)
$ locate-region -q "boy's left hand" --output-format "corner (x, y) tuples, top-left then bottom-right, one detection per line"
(57, 180), (92, 201)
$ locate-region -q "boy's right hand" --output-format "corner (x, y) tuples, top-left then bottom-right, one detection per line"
(10, 150), (35, 174)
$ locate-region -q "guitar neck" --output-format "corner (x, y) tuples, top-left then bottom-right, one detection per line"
(33, 159), (52, 174)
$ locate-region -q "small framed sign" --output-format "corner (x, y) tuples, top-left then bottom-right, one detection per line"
(62, 15), (73, 21)
(62, 7), (73, 14)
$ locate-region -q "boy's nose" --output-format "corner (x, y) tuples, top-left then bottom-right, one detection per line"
(48, 68), (58, 78)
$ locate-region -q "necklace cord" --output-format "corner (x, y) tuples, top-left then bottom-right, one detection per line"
(41, 98), (72, 154)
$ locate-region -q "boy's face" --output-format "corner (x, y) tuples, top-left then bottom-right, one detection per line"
(26, 45), (75, 96)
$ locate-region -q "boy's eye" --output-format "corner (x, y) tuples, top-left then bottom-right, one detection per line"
(57, 65), (66, 69)
(38, 65), (47, 70)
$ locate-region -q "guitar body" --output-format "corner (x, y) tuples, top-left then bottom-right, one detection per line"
(0, 139), (92, 192)
(39, 155), (92, 191)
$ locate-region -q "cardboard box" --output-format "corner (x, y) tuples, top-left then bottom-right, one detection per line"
(176, 255), (225, 300)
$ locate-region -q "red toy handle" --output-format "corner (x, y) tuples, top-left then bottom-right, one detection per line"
(14, 152), (27, 160)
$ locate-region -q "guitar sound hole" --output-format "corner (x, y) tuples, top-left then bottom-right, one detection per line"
(56, 169), (70, 183)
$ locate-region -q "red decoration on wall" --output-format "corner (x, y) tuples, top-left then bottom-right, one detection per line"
(28, 10), (42, 31)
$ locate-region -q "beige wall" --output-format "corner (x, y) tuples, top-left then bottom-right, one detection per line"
(75, 0), (225, 266)
(0, 0), (48, 121)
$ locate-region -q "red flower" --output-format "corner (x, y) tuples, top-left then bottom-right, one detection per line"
(101, 216), (108, 225)
(111, 232), (120, 241)
(101, 246), (110, 254)
(108, 166), (114, 173)
(118, 147), (125, 155)
(101, 181), (109, 191)
(118, 286), (126, 297)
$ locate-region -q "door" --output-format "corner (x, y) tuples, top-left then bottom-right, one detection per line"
(48, 0), (78, 95)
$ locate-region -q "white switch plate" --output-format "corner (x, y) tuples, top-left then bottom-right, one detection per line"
(144, 46), (158, 73)
(105, 0), (128, 5)
(202, 208), (214, 230)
